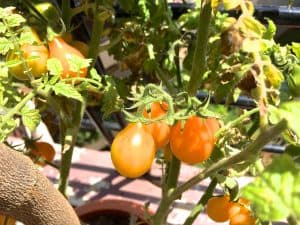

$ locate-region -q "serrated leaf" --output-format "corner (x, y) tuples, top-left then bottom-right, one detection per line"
(21, 107), (41, 131)
(47, 58), (63, 76)
(264, 18), (276, 40)
(239, 16), (266, 38)
(6, 14), (25, 27)
(243, 155), (300, 221)
(101, 76), (123, 117)
(52, 82), (83, 102)
(0, 37), (13, 55)
(89, 68), (102, 82)
(0, 22), (6, 33)
(19, 30), (35, 45)
(223, 0), (241, 10)
(68, 54), (91, 73)
(291, 42), (300, 59)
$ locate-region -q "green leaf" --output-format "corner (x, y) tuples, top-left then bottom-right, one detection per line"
(89, 68), (102, 82)
(0, 22), (6, 33)
(277, 101), (300, 137)
(6, 14), (25, 27)
(243, 155), (300, 221)
(138, 0), (150, 20)
(0, 37), (13, 55)
(223, 0), (241, 10)
(263, 18), (276, 40)
(47, 58), (63, 76)
(21, 107), (41, 131)
(19, 30), (35, 45)
(68, 54), (91, 73)
(291, 42), (300, 59)
(0, 117), (18, 142)
(52, 82), (83, 102)
(101, 76), (123, 118)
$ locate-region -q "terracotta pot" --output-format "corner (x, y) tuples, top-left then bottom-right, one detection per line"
(76, 198), (153, 225)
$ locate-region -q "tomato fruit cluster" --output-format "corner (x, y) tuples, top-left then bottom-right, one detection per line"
(28, 141), (55, 167)
(206, 195), (255, 225)
(170, 116), (219, 165)
(7, 27), (88, 80)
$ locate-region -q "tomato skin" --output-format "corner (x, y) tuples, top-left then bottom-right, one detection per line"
(111, 123), (156, 178)
(0, 214), (15, 225)
(230, 209), (256, 225)
(29, 141), (55, 167)
(7, 29), (48, 80)
(70, 40), (89, 57)
(48, 37), (87, 79)
(206, 196), (232, 222)
(205, 117), (220, 142)
(169, 116), (214, 165)
(143, 102), (170, 149)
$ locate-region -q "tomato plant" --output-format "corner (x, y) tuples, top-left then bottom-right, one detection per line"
(143, 102), (170, 149)
(169, 116), (215, 165)
(27, 141), (55, 167)
(111, 123), (156, 178)
(48, 37), (88, 79)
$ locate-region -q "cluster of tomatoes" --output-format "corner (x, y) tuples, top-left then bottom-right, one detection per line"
(111, 102), (220, 178)
(206, 195), (256, 225)
(8, 28), (88, 81)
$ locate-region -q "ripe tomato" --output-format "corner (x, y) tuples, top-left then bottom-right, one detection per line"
(70, 40), (89, 57)
(143, 102), (170, 149)
(7, 29), (48, 80)
(0, 214), (16, 225)
(48, 37), (87, 79)
(205, 117), (220, 142)
(169, 116), (214, 164)
(111, 123), (156, 178)
(206, 195), (233, 222)
(29, 141), (55, 167)
(230, 209), (256, 225)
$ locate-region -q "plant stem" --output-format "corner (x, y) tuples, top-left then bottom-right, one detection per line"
(216, 107), (259, 138)
(152, 119), (287, 224)
(187, 0), (212, 96)
(166, 156), (181, 190)
(155, 66), (177, 95)
(61, 0), (72, 31)
(0, 91), (35, 129)
(183, 178), (218, 225)
(287, 215), (300, 225)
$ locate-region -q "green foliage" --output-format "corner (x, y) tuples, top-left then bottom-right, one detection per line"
(21, 106), (41, 131)
(52, 83), (84, 103)
(243, 155), (300, 221)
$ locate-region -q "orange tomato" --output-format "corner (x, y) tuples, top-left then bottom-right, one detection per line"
(169, 116), (215, 164)
(206, 195), (232, 222)
(8, 28), (48, 80)
(29, 141), (55, 166)
(0, 214), (16, 225)
(48, 37), (87, 79)
(143, 102), (170, 149)
(205, 117), (220, 142)
(230, 209), (256, 225)
(111, 123), (156, 178)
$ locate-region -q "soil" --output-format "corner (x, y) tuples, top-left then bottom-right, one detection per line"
(81, 210), (149, 225)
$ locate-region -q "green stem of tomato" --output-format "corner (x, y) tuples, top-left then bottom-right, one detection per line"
(183, 177), (218, 225)
(0, 91), (36, 129)
(151, 119), (287, 225)
(215, 107), (259, 138)
(61, 0), (72, 31)
(57, 100), (85, 197)
(187, 0), (212, 96)
(166, 156), (181, 190)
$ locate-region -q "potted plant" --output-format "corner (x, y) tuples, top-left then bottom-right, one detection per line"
(0, 0), (299, 225)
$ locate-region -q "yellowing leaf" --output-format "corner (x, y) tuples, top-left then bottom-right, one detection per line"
(263, 63), (284, 88)
(223, 0), (241, 10)
(239, 15), (266, 38)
